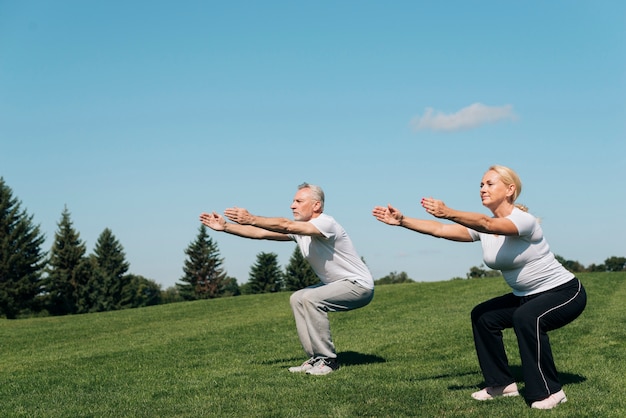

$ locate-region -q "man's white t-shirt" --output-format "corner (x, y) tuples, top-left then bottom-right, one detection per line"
(467, 207), (574, 296)
(289, 213), (374, 290)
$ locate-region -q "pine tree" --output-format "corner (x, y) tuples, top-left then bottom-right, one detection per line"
(83, 255), (110, 313)
(284, 245), (319, 291)
(0, 178), (47, 319)
(92, 228), (130, 310)
(74, 255), (98, 313)
(120, 274), (162, 308)
(177, 225), (229, 300)
(248, 252), (284, 294)
(44, 206), (87, 315)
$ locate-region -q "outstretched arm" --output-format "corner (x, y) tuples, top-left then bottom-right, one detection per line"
(420, 198), (519, 236)
(372, 204), (473, 242)
(223, 207), (324, 237)
(199, 212), (292, 241)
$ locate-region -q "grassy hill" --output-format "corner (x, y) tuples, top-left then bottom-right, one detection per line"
(1, 272), (625, 417)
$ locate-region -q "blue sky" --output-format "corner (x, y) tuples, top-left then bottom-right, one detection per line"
(1, 1), (624, 290)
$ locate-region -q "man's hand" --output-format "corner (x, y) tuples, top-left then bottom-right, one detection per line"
(199, 212), (226, 231)
(224, 207), (255, 225)
(372, 204), (404, 226)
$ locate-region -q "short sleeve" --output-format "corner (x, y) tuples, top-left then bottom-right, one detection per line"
(467, 228), (480, 241)
(506, 208), (537, 237)
(308, 214), (336, 239)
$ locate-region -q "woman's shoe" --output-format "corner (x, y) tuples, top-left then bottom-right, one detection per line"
(531, 390), (567, 409)
(471, 383), (519, 400)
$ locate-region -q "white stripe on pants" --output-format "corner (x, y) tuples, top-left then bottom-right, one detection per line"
(289, 279), (374, 359)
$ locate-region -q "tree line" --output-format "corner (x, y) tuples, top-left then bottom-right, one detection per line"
(2, 177), (624, 319)
(0, 178), (320, 319)
(462, 255), (626, 280)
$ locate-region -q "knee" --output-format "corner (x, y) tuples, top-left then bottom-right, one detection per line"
(290, 289), (319, 308)
(471, 303), (507, 331)
(299, 293), (317, 309)
(290, 290), (304, 308)
(470, 304), (485, 325)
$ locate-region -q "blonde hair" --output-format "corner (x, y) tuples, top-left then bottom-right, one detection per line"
(488, 165), (528, 212)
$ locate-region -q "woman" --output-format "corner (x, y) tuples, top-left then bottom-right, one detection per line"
(372, 165), (586, 410)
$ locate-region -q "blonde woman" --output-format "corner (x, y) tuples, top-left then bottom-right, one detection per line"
(372, 165), (586, 410)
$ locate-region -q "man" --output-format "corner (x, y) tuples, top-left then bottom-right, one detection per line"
(199, 183), (374, 375)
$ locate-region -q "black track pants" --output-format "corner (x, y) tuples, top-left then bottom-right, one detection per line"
(470, 278), (587, 402)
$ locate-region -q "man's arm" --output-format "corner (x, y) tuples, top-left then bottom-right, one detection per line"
(199, 212), (293, 241)
(224, 207), (324, 237)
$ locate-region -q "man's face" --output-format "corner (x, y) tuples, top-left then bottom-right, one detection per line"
(290, 188), (319, 221)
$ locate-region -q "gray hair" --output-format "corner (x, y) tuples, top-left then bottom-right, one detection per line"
(298, 182), (325, 211)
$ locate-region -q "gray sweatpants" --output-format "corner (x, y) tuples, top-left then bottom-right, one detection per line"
(289, 279), (374, 360)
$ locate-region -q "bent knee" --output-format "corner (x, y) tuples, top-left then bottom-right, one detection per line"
(290, 290), (305, 306)
(470, 305), (485, 323)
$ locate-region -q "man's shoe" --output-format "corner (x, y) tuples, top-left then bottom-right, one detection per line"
(531, 390), (567, 409)
(288, 358), (316, 373)
(306, 358), (339, 376)
(471, 383), (519, 400)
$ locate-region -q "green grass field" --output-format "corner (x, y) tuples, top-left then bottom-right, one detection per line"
(1, 272), (625, 417)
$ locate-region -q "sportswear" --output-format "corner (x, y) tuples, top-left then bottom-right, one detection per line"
(467, 207), (574, 296)
(289, 213), (374, 290)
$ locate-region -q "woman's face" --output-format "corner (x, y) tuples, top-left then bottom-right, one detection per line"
(480, 170), (514, 209)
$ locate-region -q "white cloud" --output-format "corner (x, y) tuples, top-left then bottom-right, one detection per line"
(410, 103), (517, 132)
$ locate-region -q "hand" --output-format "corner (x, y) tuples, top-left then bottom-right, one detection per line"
(223, 207), (255, 225)
(199, 212), (226, 231)
(421, 197), (448, 219)
(372, 204), (403, 226)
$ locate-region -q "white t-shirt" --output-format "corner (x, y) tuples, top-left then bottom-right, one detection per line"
(289, 213), (374, 290)
(467, 207), (574, 296)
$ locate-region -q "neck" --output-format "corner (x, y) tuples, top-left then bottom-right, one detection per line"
(491, 202), (515, 218)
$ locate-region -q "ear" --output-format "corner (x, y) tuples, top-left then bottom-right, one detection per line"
(506, 183), (516, 198)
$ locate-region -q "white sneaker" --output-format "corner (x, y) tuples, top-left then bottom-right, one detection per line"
(288, 358), (316, 373)
(306, 358), (339, 376)
(471, 383), (519, 400)
(531, 390), (567, 409)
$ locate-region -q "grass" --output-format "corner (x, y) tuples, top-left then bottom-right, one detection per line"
(1, 272), (625, 417)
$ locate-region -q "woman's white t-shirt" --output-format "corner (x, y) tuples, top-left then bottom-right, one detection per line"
(467, 207), (574, 296)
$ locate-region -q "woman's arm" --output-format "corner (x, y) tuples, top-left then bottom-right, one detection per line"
(421, 198), (519, 236)
(372, 204), (473, 242)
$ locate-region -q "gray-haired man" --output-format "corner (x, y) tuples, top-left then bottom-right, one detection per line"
(200, 183), (374, 375)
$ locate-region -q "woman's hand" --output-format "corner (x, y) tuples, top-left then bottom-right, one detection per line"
(421, 197), (448, 219)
